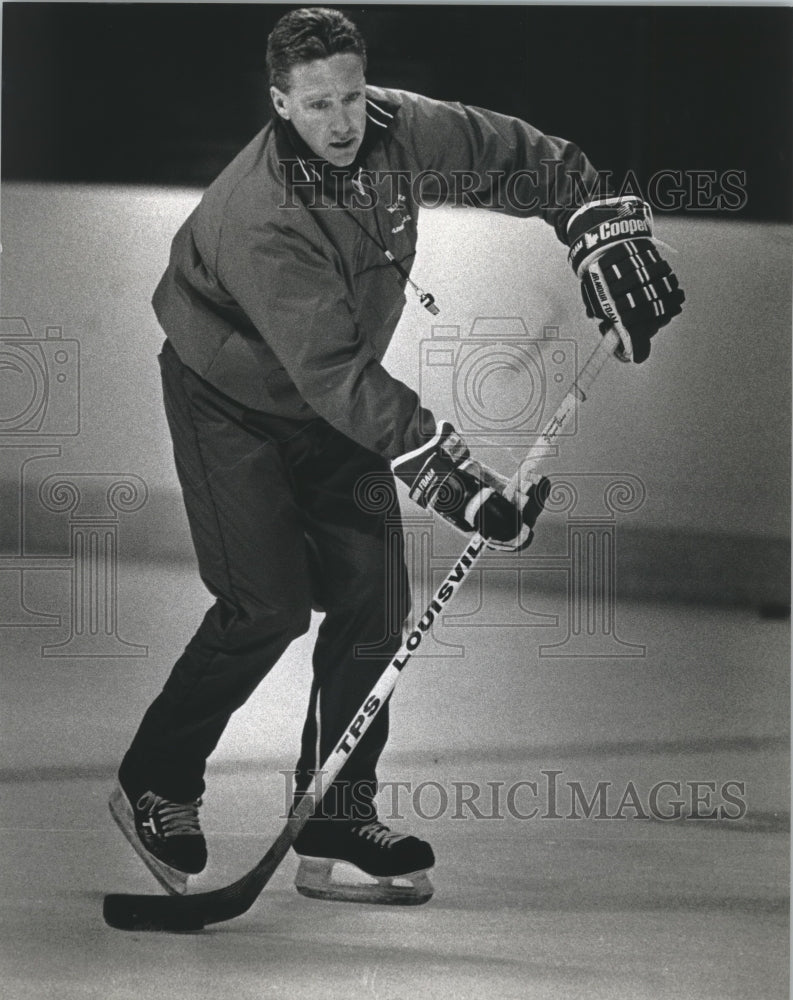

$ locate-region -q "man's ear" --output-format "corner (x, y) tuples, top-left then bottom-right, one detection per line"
(270, 86), (290, 120)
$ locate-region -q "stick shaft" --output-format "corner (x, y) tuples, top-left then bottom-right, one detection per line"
(510, 327), (620, 495)
(294, 329), (621, 821)
(291, 535), (487, 825)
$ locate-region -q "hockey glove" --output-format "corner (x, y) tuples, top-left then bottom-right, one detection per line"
(391, 421), (550, 551)
(567, 196), (685, 363)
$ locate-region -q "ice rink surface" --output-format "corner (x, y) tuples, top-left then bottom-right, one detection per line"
(1, 185), (789, 997)
(1, 566), (788, 1000)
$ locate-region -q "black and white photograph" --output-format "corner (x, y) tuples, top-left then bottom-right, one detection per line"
(1, 2), (790, 997)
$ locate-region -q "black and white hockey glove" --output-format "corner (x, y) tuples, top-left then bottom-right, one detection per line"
(391, 422), (549, 551)
(567, 196), (685, 363)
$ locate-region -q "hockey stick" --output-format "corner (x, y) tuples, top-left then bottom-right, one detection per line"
(102, 326), (621, 932)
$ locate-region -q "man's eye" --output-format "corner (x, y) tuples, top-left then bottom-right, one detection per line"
(343, 92), (362, 104)
(310, 101), (330, 111)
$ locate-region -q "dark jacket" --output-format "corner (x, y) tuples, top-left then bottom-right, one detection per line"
(152, 86), (599, 459)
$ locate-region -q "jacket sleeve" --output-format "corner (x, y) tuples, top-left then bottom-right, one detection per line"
(215, 210), (435, 459)
(394, 90), (602, 243)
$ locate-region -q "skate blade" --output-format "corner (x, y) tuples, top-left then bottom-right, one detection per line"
(294, 857), (434, 906)
(108, 783), (189, 896)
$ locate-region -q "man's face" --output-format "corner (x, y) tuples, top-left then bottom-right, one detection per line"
(271, 53), (367, 167)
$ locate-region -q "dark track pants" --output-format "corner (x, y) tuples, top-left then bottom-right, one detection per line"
(120, 341), (410, 820)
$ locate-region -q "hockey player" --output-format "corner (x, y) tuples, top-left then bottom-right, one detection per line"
(110, 7), (684, 904)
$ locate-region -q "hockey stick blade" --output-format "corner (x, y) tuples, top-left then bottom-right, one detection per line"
(103, 893), (207, 933)
(103, 824), (294, 931)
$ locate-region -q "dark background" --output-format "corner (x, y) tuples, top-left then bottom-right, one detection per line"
(3, 3), (792, 219)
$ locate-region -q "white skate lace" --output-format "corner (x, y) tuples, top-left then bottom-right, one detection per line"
(353, 821), (408, 848)
(137, 791), (203, 838)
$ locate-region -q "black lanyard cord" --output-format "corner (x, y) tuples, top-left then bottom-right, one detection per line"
(341, 182), (440, 316)
(289, 144), (440, 316)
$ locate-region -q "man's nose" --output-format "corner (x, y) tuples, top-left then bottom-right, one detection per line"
(332, 105), (353, 134)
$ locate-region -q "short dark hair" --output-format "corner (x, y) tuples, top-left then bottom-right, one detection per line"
(266, 7), (367, 92)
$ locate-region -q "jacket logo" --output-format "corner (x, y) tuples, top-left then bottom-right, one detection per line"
(386, 195), (412, 234)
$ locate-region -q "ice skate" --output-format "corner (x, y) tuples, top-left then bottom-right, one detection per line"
(294, 819), (435, 905)
(109, 781), (207, 895)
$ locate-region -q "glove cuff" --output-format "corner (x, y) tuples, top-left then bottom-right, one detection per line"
(567, 196), (654, 276)
(391, 420), (468, 479)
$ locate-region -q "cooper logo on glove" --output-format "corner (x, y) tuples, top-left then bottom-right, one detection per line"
(568, 198), (654, 275)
